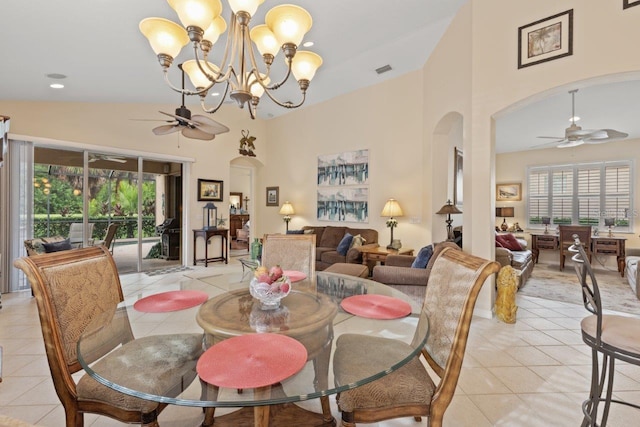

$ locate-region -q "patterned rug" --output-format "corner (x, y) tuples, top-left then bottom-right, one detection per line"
(145, 265), (193, 276)
(519, 260), (640, 314)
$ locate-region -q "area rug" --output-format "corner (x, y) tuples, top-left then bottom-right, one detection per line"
(519, 261), (640, 314)
(145, 265), (193, 276)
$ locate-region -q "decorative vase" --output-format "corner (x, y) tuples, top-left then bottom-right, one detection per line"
(250, 238), (262, 261)
(500, 219), (509, 231)
(249, 276), (291, 310)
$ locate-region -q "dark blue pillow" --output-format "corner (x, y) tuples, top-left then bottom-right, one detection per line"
(43, 238), (73, 253)
(336, 233), (353, 256)
(411, 245), (434, 268)
(286, 229), (305, 234)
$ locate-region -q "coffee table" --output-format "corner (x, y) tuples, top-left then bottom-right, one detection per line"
(78, 272), (428, 427)
(360, 246), (414, 266)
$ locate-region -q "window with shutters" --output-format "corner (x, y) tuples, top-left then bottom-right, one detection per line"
(527, 161), (633, 232)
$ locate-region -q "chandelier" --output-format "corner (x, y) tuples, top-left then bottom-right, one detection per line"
(140, 0), (323, 119)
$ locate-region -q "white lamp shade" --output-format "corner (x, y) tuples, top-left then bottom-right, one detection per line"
(139, 17), (189, 58)
(228, 0), (264, 16)
(291, 51), (322, 81)
(265, 4), (312, 47)
(250, 24), (280, 57)
(182, 59), (220, 88)
(203, 16), (227, 44)
(381, 199), (404, 217)
(168, 0), (222, 30)
(279, 202), (295, 215)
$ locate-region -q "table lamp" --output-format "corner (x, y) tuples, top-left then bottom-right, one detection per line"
(541, 216), (551, 234)
(279, 201), (295, 232)
(496, 207), (515, 231)
(604, 218), (615, 237)
(381, 198), (404, 249)
(436, 200), (462, 241)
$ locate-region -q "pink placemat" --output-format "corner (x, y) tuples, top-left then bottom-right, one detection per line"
(197, 333), (308, 389)
(340, 294), (412, 319)
(283, 270), (306, 283)
(133, 290), (209, 313)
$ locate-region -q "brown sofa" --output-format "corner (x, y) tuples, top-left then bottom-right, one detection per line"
(301, 226), (378, 271)
(371, 241), (461, 306)
(495, 234), (534, 289)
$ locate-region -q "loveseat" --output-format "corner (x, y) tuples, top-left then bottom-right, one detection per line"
(495, 233), (534, 289)
(371, 241), (461, 306)
(301, 226), (378, 271)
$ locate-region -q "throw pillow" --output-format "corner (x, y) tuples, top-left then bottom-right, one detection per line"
(303, 229), (314, 234)
(411, 245), (434, 269)
(350, 234), (365, 248)
(43, 238), (73, 253)
(495, 236), (505, 248)
(336, 233), (353, 256)
(496, 234), (523, 251)
(286, 229), (305, 234)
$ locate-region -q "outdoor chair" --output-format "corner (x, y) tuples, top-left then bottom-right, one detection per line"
(96, 223), (120, 253)
(569, 236), (640, 426)
(333, 247), (500, 427)
(13, 246), (203, 427)
(68, 222), (95, 248)
(261, 233), (316, 278)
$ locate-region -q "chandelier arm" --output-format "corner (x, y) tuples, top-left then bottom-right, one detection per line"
(193, 46), (231, 84)
(264, 57), (293, 90)
(200, 81), (231, 114)
(244, 34), (292, 91)
(261, 86), (307, 109)
(162, 70), (211, 96)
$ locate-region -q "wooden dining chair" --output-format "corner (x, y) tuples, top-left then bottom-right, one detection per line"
(13, 246), (203, 427)
(261, 233), (316, 278)
(333, 247), (500, 427)
(559, 225), (592, 270)
(569, 236), (640, 426)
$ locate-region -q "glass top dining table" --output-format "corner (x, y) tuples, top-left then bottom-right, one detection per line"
(77, 270), (429, 426)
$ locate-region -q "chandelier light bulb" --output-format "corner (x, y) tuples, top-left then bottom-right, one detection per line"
(139, 17), (189, 59)
(266, 4), (312, 47)
(203, 16), (227, 44)
(167, 0), (222, 32)
(250, 24), (280, 57)
(291, 50), (322, 82)
(182, 59), (220, 89)
(248, 73), (270, 97)
(228, 0), (264, 16)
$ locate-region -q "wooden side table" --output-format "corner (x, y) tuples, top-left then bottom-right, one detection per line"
(360, 246), (414, 266)
(193, 228), (229, 267)
(592, 236), (626, 276)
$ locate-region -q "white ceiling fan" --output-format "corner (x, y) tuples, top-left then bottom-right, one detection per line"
(536, 89), (628, 148)
(89, 154), (127, 163)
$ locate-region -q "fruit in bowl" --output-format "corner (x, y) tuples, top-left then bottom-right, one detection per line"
(250, 265), (291, 309)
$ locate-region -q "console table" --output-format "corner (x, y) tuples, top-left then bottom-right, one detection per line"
(530, 232), (626, 276)
(193, 228), (229, 267)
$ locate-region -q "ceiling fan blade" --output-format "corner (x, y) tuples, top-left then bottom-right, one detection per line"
(537, 136), (565, 140)
(159, 110), (189, 123)
(532, 138), (568, 148)
(104, 156), (127, 163)
(153, 124), (180, 135)
(190, 115), (230, 135)
(131, 118), (174, 122)
(182, 126), (215, 140)
(557, 139), (585, 149)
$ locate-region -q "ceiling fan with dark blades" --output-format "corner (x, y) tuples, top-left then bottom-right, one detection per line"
(145, 65), (230, 141)
(535, 89), (628, 148)
(89, 154), (127, 163)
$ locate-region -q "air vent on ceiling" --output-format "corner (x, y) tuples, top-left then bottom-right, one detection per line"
(375, 64), (393, 75)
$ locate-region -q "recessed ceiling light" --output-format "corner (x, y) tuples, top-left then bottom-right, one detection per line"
(46, 73), (67, 79)
(211, 92), (220, 97)
(569, 116), (581, 122)
(50, 83), (65, 89)
(302, 41), (314, 47)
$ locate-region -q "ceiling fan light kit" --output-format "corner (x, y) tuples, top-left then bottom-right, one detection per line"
(536, 89), (628, 149)
(140, 0), (323, 119)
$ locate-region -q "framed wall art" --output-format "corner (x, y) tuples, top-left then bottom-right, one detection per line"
(317, 187), (369, 223)
(518, 9), (573, 69)
(317, 149), (369, 187)
(496, 183), (522, 201)
(624, 0), (640, 9)
(266, 186), (279, 207)
(453, 147), (463, 208)
(197, 179), (223, 201)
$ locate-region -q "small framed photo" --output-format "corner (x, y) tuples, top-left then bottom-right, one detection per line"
(266, 186), (279, 207)
(496, 183), (522, 202)
(624, 0), (640, 9)
(518, 9), (573, 69)
(197, 179), (223, 201)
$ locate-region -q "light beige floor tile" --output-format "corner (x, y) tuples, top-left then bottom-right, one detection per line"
(517, 392), (584, 426)
(468, 393), (535, 426)
(529, 365), (591, 392)
(457, 367), (512, 395)
(517, 329), (565, 346)
(537, 344), (592, 365)
(542, 329), (584, 345)
(488, 366), (561, 393)
(505, 345), (562, 366)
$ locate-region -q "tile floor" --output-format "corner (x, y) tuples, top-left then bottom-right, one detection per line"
(1, 258), (640, 426)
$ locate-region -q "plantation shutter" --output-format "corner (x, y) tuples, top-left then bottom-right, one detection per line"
(528, 170), (549, 224)
(605, 164), (631, 229)
(577, 167), (600, 225)
(551, 169), (572, 224)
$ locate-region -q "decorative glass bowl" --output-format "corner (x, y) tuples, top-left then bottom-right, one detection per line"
(249, 276), (291, 310)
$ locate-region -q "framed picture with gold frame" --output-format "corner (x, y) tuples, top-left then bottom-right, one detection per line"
(496, 183), (522, 201)
(266, 186), (279, 207)
(197, 179), (223, 201)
